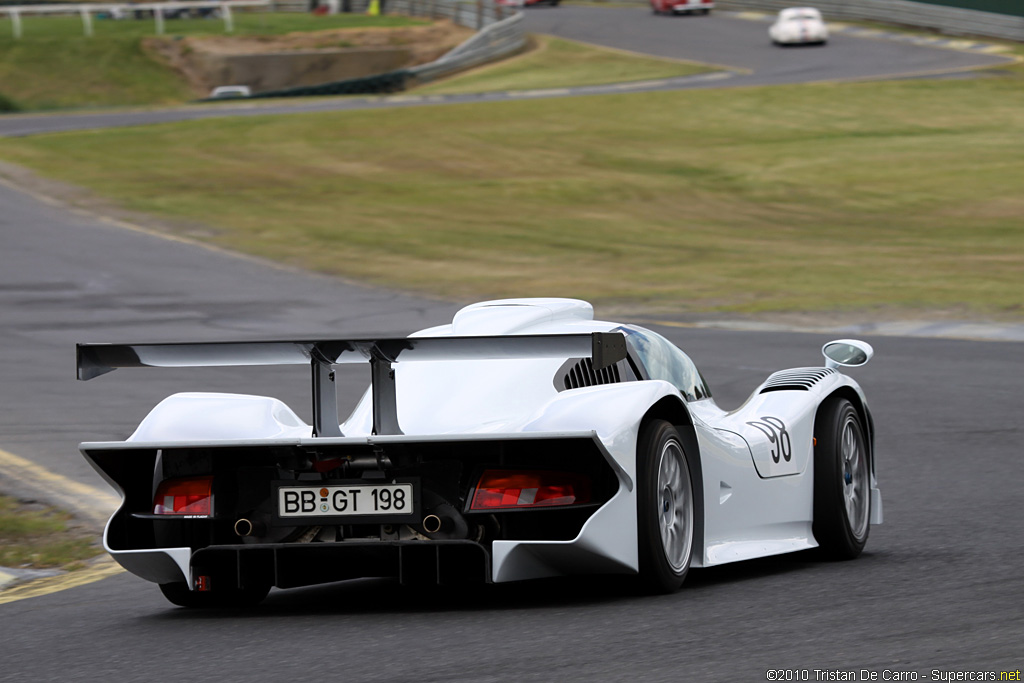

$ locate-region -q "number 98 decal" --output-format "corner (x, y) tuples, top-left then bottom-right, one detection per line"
(746, 416), (792, 463)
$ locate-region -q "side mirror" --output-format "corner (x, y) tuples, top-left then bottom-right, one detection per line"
(822, 339), (874, 369)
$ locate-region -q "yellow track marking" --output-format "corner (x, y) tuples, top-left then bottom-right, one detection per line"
(0, 557), (123, 605)
(0, 448), (125, 603)
(0, 448), (118, 528)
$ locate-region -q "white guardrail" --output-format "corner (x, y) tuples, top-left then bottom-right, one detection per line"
(0, 0), (271, 38)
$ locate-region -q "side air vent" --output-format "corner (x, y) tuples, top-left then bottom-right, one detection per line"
(760, 367), (837, 393)
(560, 357), (622, 391)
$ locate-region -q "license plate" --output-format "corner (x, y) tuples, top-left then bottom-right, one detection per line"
(277, 482), (415, 520)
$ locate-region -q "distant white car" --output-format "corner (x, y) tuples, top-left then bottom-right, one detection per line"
(769, 7), (829, 46)
(209, 85), (252, 99)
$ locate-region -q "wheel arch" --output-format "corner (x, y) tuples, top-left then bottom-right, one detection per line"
(818, 386), (875, 475)
(639, 395), (705, 568)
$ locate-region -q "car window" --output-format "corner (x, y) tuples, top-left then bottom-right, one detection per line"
(616, 325), (711, 401)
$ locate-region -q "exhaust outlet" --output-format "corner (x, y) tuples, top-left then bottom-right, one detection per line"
(234, 518), (263, 537)
(422, 515), (443, 534)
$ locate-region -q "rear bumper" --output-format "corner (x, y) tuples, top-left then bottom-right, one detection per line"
(196, 540), (491, 589)
(109, 540), (491, 590)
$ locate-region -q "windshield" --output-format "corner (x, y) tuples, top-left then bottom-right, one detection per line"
(616, 325), (711, 401)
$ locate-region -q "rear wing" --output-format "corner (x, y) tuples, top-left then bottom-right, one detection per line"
(77, 332), (628, 438)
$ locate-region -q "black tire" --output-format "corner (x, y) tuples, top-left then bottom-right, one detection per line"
(159, 581), (270, 608)
(813, 398), (870, 559)
(637, 420), (695, 593)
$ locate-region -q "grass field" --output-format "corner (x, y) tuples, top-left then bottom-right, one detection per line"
(417, 36), (714, 94)
(1, 40), (1022, 319)
(0, 13), (426, 110)
(0, 495), (98, 570)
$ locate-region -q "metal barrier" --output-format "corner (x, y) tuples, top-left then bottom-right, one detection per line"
(244, 0), (526, 99)
(716, 0), (1024, 42)
(248, 68), (413, 97)
(410, 9), (525, 83)
(0, 1), (271, 38)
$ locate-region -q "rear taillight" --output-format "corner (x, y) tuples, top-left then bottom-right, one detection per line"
(469, 470), (591, 510)
(153, 476), (213, 516)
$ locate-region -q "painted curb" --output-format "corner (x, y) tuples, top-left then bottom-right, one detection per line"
(0, 448), (123, 604)
(0, 557), (123, 606)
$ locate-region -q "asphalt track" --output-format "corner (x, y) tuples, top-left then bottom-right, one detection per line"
(1, 9), (1023, 682)
(3, 175), (1024, 680)
(0, 8), (1014, 138)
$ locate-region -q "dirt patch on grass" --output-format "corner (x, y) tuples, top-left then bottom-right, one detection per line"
(145, 21), (474, 95)
(0, 494), (100, 571)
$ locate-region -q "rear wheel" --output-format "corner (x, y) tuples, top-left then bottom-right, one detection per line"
(813, 398), (870, 559)
(159, 581), (270, 608)
(637, 420), (694, 593)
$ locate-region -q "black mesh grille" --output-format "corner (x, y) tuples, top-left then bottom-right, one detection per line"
(563, 358), (622, 390)
(760, 367), (837, 393)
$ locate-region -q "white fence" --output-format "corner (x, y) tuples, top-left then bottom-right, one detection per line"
(0, 0), (271, 38)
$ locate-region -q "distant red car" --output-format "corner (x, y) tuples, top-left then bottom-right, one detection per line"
(651, 0), (712, 14)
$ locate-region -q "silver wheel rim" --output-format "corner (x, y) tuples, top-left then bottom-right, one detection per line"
(841, 416), (869, 540)
(657, 439), (693, 573)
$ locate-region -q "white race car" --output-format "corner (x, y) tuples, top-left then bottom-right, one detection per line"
(78, 298), (880, 607)
(769, 7), (829, 46)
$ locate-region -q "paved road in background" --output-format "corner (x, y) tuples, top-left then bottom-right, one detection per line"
(2, 177), (1023, 679)
(0, 8), (1013, 138)
(1, 7), (1021, 678)
(523, 5), (1011, 84)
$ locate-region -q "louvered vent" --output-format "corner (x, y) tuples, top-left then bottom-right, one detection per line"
(760, 367), (837, 393)
(563, 357), (621, 390)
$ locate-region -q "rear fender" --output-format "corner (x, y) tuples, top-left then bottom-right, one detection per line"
(128, 393), (310, 443)
(521, 380), (682, 487)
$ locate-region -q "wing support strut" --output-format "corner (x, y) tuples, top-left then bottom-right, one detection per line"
(76, 332), (627, 438)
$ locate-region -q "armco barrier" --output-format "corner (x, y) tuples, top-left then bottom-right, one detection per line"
(248, 69), (412, 97)
(715, 0), (1024, 41)
(409, 11), (525, 83)
(243, 1), (525, 99)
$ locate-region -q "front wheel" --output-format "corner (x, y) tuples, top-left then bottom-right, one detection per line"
(637, 420), (695, 593)
(159, 581), (270, 608)
(813, 398), (870, 559)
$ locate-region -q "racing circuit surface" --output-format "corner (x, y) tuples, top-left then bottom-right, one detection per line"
(1, 8), (1023, 681)
(2, 179), (1023, 679)
(0, 7), (1014, 138)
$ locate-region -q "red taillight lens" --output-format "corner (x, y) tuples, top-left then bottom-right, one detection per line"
(470, 470), (591, 510)
(153, 476), (213, 516)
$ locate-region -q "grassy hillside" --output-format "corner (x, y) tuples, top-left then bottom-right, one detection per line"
(0, 13), (426, 110)
(3, 65), (1022, 318)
